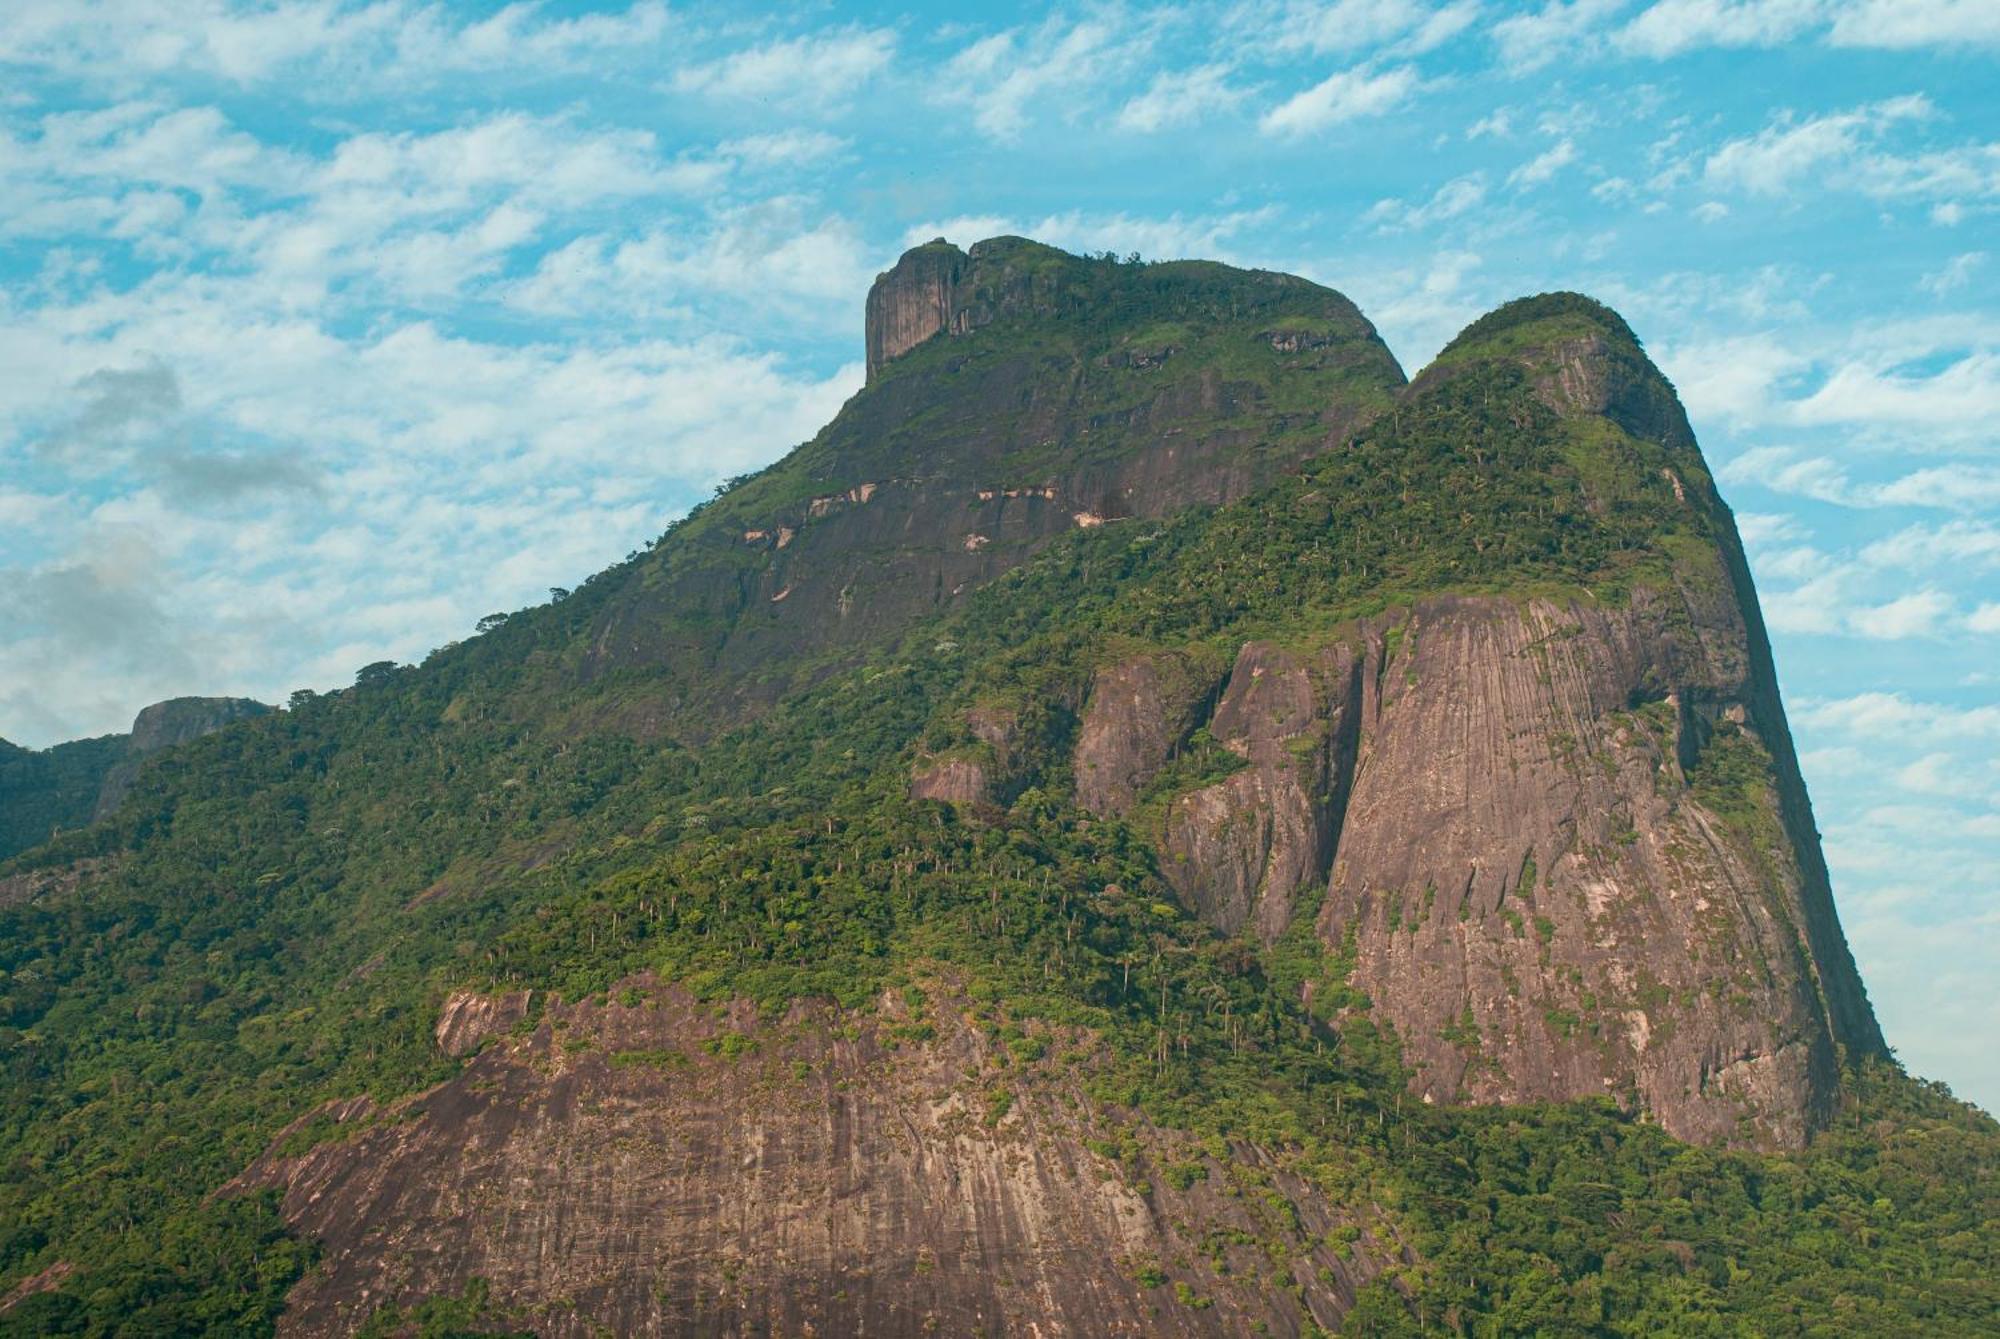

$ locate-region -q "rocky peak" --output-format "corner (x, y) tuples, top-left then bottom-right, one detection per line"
(1418, 291), (1696, 452)
(863, 238), (967, 379)
(124, 695), (270, 755)
(863, 235), (1400, 386)
(590, 240), (1404, 727)
(95, 696), (272, 818)
(863, 235), (1108, 380)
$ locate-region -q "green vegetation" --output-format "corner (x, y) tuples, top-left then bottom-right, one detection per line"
(0, 734), (125, 862)
(1351, 1066), (1999, 1337)
(0, 270), (1991, 1336)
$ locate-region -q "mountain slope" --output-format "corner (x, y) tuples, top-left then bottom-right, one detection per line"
(1058, 294), (1881, 1145)
(0, 697), (270, 863)
(0, 243), (1992, 1337)
(571, 236), (1405, 735)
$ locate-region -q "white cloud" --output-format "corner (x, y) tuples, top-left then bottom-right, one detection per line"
(1507, 138), (1578, 189)
(939, 16), (1155, 141)
(1663, 317), (2000, 444)
(1796, 692), (2000, 741)
(1799, 743), (1870, 779)
(1363, 173), (1486, 230)
(321, 114), (685, 206)
(1261, 64), (1418, 136)
(671, 27), (894, 108)
(1791, 351), (2000, 434)
(1236, 0), (1478, 56)
(1852, 143), (2000, 204)
(1403, 1), (1483, 53)
(1724, 451), (2000, 514)
(1861, 521), (2000, 570)
(1658, 334), (1810, 423)
(209, 112), (721, 308)
(1828, 0), (2000, 50)
(1848, 589), (1951, 640)
(1921, 251), (1987, 296)
(1695, 95), (1998, 220)
(1, 103), (308, 214)
(1468, 108), (1513, 139)
(1969, 602), (2000, 635)
(1491, 0), (2000, 65)
(1703, 94), (1933, 197)
(1344, 249), (1485, 367)
(1117, 64), (1247, 133)
(1490, 0), (1625, 74)
(1617, 0), (1825, 59)
(1735, 510), (1808, 545)
(717, 130), (848, 169)
(0, 0), (676, 90)
(1894, 751), (1984, 798)
(505, 207), (873, 322)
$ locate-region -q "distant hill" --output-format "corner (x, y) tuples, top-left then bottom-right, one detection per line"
(0, 697), (268, 861)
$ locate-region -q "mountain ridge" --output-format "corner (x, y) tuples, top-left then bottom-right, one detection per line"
(0, 696), (270, 863)
(0, 239), (1989, 1338)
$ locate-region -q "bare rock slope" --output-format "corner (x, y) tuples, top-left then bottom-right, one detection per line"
(1073, 299), (1880, 1148)
(576, 238), (1405, 735)
(204, 260), (1889, 1336)
(239, 981), (1395, 1338)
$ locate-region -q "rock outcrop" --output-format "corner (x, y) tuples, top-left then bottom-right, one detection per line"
(584, 238), (1405, 737)
(238, 981), (1397, 1337)
(1162, 642), (1364, 942)
(864, 238), (965, 378)
(0, 696), (271, 860)
(1073, 649), (1225, 815)
(908, 754), (991, 805)
(1067, 296), (1882, 1147)
(1319, 591), (1871, 1147)
(93, 696), (271, 817)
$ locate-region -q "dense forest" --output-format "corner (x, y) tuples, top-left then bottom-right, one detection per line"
(1, 257), (1993, 1335)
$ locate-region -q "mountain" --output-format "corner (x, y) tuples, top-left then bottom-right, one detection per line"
(0, 240), (1993, 1337)
(0, 697), (270, 862)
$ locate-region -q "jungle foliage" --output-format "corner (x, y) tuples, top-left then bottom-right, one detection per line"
(0, 275), (1993, 1336)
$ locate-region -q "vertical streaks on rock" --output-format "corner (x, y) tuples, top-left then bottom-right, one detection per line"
(1319, 593), (1857, 1147)
(864, 239), (965, 380)
(237, 983), (1392, 1337)
(1073, 649), (1225, 816)
(1160, 641), (1365, 942)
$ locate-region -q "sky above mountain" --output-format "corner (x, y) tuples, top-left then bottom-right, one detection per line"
(0, 0), (1994, 1109)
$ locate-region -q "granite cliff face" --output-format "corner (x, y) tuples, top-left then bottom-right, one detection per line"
(0, 696), (270, 859)
(1068, 300), (1880, 1147)
(0, 243), (1925, 1336)
(237, 979), (1395, 1338)
(92, 696), (271, 818)
(577, 238), (1404, 735)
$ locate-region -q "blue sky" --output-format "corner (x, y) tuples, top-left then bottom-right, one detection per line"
(0, 0), (1994, 1111)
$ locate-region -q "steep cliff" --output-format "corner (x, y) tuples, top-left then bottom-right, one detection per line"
(1069, 295), (1881, 1147)
(0, 250), (1986, 1339)
(92, 696), (272, 818)
(236, 979), (1394, 1338)
(574, 237), (1404, 735)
